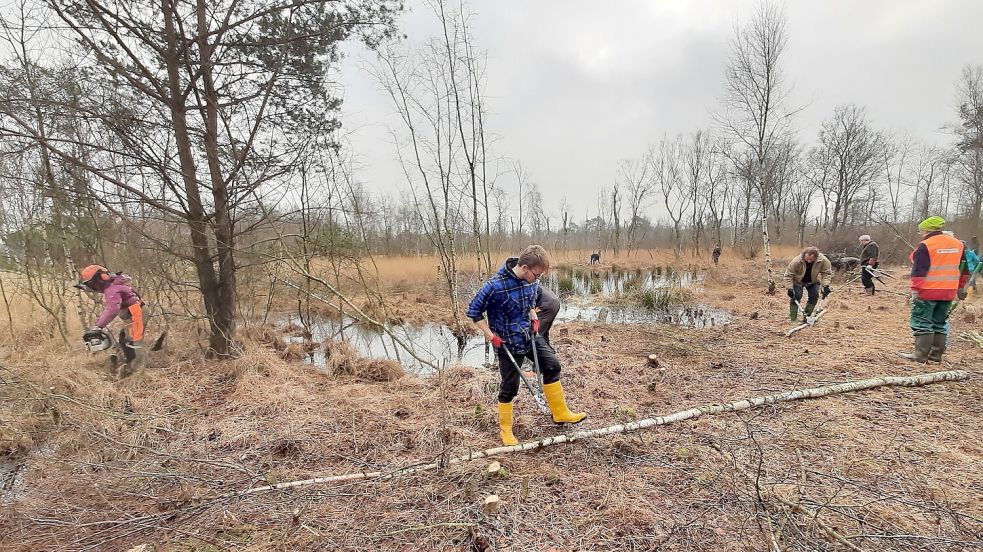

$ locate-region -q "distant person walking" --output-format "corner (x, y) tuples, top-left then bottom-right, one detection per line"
(899, 217), (969, 363)
(711, 244), (721, 266)
(858, 234), (879, 295)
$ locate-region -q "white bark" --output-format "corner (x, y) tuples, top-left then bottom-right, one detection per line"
(237, 370), (968, 496)
(784, 309), (829, 336)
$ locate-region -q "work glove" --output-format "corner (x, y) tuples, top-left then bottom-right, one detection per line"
(786, 288), (795, 299)
(958, 288), (968, 300)
(531, 318), (541, 334)
(489, 334), (503, 348)
(821, 286), (831, 299)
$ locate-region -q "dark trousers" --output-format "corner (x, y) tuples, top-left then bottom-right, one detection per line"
(497, 335), (561, 403)
(860, 263), (875, 290)
(791, 283), (819, 306)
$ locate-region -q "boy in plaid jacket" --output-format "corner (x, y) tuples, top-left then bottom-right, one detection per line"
(467, 245), (587, 445)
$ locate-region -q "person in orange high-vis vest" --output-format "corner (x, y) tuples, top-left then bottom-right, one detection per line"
(899, 217), (969, 363)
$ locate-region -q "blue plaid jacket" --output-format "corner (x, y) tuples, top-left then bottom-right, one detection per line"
(467, 258), (540, 354)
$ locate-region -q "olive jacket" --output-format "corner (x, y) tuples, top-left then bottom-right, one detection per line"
(782, 254), (833, 288)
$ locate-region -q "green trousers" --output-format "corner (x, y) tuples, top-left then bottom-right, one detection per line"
(909, 298), (952, 335)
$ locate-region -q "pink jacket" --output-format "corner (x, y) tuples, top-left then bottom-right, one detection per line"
(96, 274), (141, 327)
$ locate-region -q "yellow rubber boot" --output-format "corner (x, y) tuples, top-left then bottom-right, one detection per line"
(542, 381), (587, 424)
(497, 402), (518, 445)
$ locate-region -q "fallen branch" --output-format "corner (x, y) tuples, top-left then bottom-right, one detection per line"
(959, 331), (983, 348)
(785, 309), (828, 337)
(234, 370), (968, 497)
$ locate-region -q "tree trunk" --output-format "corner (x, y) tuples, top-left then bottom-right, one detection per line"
(163, 0), (226, 356)
(197, 0), (238, 357)
(238, 369), (969, 495)
(761, 198), (776, 294)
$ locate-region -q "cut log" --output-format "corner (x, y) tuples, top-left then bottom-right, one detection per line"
(482, 495), (500, 515)
(236, 370), (969, 496)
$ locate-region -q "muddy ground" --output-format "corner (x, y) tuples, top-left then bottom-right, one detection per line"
(1, 257), (981, 551)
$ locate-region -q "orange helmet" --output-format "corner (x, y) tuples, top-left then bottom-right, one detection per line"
(80, 265), (109, 283)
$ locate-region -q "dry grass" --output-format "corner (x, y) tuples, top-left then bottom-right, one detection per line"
(1, 254), (981, 551)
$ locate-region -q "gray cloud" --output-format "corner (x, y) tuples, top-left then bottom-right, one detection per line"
(336, 0), (983, 219)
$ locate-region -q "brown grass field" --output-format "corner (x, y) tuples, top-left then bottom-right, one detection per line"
(1, 249), (981, 551)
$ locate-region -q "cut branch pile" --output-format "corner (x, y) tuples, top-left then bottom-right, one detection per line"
(959, 331), (983, 348)
(237, 369), (968, 497)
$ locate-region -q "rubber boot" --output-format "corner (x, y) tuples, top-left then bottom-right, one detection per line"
(804, 302), (816, 317)
(789, 302), (798, 322)
(926, 333), (947, 363)
(898, 334), (933, 363)
(542, 381), (586, 424)
(864, 287), (875, 296)
(497, 402), (518, 445)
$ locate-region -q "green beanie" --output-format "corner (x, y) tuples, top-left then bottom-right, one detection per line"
(917, 216), (946, 232)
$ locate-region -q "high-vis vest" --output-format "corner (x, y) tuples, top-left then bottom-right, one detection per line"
(920, 233), (964, 291)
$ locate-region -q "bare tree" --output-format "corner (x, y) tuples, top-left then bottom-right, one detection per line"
(882, 132), (915, 222)
(703, 137), (732, 249)
(911, 147), (954, 222)
(682, 131), (710, 254)
(609, 185), (622, 256)
(619, 158), (655, 256)
(652, 137), (689, 257)
(811, 105), (886, 233)
(717, 1), (796, 293)
(953, 64), (983, 237)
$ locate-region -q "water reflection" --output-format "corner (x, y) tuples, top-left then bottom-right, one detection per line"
(541, 266), (702, 297)
(278, 266), (727, 373)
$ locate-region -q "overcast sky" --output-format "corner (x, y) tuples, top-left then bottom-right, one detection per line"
(335, 0), (983, 220)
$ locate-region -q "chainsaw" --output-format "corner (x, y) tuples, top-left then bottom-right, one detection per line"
(82, 327), (113, 353)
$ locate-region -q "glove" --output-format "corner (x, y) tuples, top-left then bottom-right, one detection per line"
(958, 288), (968, 300)
(786, 288), (795, 299)
(821, 286), (831, 299)
(869, 258), (878, 268)
(531, 318), (541, 334)
(490, 334), (503, 348)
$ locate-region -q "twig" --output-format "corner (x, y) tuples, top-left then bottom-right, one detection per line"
(383, 521), (476, 536)
(709, 441), (867, 552)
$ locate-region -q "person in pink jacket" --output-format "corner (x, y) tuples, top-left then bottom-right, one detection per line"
(78, 265), (144, 347)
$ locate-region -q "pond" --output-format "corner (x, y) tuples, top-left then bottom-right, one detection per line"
(280, 267), (729, 374)
(541, 266), (702, 296)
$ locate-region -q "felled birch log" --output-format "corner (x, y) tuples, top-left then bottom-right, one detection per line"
(237, 370), (968, 497)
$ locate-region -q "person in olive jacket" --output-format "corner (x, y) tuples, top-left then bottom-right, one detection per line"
(782, 246), (833, 322)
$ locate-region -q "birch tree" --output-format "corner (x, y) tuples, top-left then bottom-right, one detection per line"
(717, 1), (796, 293)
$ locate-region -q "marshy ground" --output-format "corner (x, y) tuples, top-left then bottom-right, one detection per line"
(1, 249), (981, 551)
